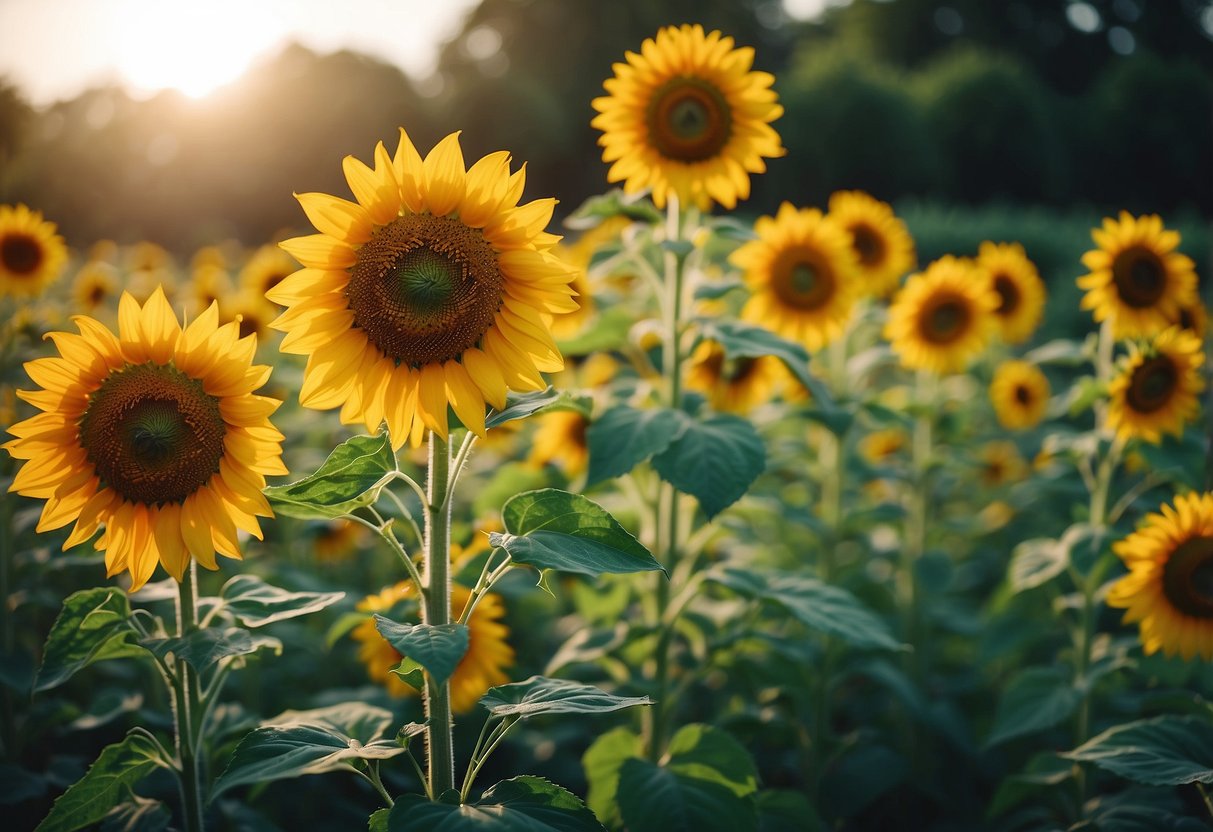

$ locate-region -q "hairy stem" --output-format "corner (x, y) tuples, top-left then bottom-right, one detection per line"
(423, 432), (455, 797)
(174, 562), (205, 832)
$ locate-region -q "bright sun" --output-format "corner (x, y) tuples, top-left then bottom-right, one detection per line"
(109, 0), (285, 98)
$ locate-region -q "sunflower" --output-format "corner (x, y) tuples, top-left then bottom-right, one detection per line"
(240, 243), (297, 300)
(0, 204), (68, 298)
(989, 360), (1050, 430)
(224, 291), (277, 344)
(191, 245), (229, 271)
(71, 262), (121, 315)
(978, 440), (1027, 487)
(547, 262), (592, 341)
(685, 339), (784, 413)
(977, 241), (1046, 344)
(352, 580), (513, 713)
(314, 518), (369, 564)
(271, 129), (576, 448)
(189, 264), (234, 317)
(885, 256), (998, 374)
(1107, 326), (1204, 444)
(1172, 299), (1207, 340)
(591, 23), (784, 211)
(860, 429), (906, 464)
(734, 202), (860, 351)
(1108, 492), (1213, 660)
(1078, 212), (1197, 340)
(3, 288), (285, 591)
(826, 191), (915, 298)
(529, 410), (590, 477)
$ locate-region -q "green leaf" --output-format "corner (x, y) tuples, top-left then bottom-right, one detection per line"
(35, 730), (170, 832)
(1008, 538), (1069, 592)
(566, 189), (660, 227)
(1067, 376), (1107, 417)
(1024, 337), (1092, 366)
(491, 489), (663, 577)
(988, 753), (1073, 818)
(485, 388), (590, 431)
(556, 307), (634, 356)
(263, 430), (396, 519)
(212, 703), (404, 797)
(387, 776), (605, 831)
(664, 724), (758, 798)
(694, 319), (833, 407)
(373, 617), (468, 686)
(369, 808), (390, 832)
(215, 574), (345, 628)
(479, 676), (652, 719)
(1061, 715), (1213, 786)
(100, 796), (171, 832)
(756, 791), (822, 832)
(585, 406), (689, 486)
(617, 758), (756, 832)
(142, 628), (281, 673)
(651, 415), (765, 519)
(582, 728), (642, 827)
(35, 588), (146, 693)
(986, 667), (1080, 746)
(708, 567), (900, 651)
(693, 279), (745, 301)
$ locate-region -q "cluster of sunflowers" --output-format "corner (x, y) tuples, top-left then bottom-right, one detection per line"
(1, 20), (1211, 832)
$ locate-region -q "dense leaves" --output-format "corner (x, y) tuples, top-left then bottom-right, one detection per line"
(388, 777), (605, 831)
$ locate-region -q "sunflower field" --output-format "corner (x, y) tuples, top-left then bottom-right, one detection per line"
(1, 6), (1213, 832)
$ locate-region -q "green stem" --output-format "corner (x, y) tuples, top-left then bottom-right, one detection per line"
(174, 562), (205, 832)
(810, 428), (845, 802)
(423, 432), (455, 798)
(0, 493), (14, 758)
(364, 761), (395, 808)
(902, 372), (934, 684)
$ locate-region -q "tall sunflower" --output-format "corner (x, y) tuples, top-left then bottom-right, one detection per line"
(826, 190), (915, 298)
(272, 129), (576, 448)
(1108, 491), (1213, 660)
(4, 288), (286, 591)
(734, 202), (860, 351)
(989, 360), (1050, 430)
(591, 24), (784, 210)
(1107, 326), (1204, 444)
(885, 256), (998, 374)
(977, 241), (1046, 344)
(0, 204), (68, 298)
(1078, 212), (1197, 340)
(685, 339), (785, 413)
(352, 580), (513, 713)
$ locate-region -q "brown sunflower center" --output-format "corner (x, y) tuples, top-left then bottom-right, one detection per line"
(261, 271), (289, 294)
(1161, 535), (1213, 620)
(1112, 246), (1166, 309)
(993, 274), (1021, 316)
(346, 214), (504, 368)
(850, 223), (886, 267)
(89, 284), (108, 305)
(919, 293), (972, 345)
(647, 77), (732, 162)
(79, 363), (227, 505)
(1126, 356), (1178, 414)
(1, 233), (43, 275)
(774, 250), (837, 312)
(1014, 384), (1032, 406)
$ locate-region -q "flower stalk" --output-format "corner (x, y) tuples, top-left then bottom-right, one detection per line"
(174, 562), (206, 832)
(423, 432), (455, 797)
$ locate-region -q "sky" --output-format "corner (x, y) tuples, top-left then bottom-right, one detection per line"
(0, 0), (838, 106)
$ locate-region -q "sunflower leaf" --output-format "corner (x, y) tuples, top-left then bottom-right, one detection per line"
(387, 776), (605, 831)
(986, 667), (1080, 747)
(617, 757), (758, 832)
(479, 676), (652, 719)
(485, 388), (591, 430)
(216, 574), (345, 628)
(585, 405), (690, 486)
(491, 489), (663, 577)
(651, 415), (766, 519)
(373, 617), (468, 686)
(262, 430), (396, 519)
(566, 188), (661, 228)
(35, 588), (148, 693)
(142, 628), (282, 673)
(212, 703), (404, 797)
(1061, 715), (1213, 786)
(694, 318), (834, 408)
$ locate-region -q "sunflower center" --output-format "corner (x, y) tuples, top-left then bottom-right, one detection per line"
(722, 356), (757, 384)
(850, 224), (886, 267)
(1, 233), (43, 275)
(647, 77), (732, 162)
(1126, 356), (1178, 414)
(79, 363), (227, 505)
(1162, 536), (1213, 620)
(89, 285), (107, 305)
(993, 274), (1021, 316)
(347, 214), (504, 368)
(1014, 384), (1032, 406)
(920, 294), (971, 345)
(774, 251), (836, 311)
(1112, 246), (1166, 309)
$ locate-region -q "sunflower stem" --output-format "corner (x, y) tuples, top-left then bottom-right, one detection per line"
(902, 370), (934, 686)
(174, 561), (206, 832)
(423, 431), (456, 799)
(0, 491), (14, 758)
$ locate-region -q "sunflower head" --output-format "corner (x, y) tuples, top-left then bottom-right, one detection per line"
(240, 243), (298, 300)
(529, 410), (591, 477)
(685, 339), (785, 413)
(1109, 492), (1213, 660)
(989, 360), (1050, 430)
(885, 256), (998, 374)
(273, 129), (576, 449)
(1172, 299), (1207, 340)
(72, 261), (121, 316)
(978, 440), (1027, 487)
(977, 241), (1046, 344)
(591, 24), (784, 210)
(4, 287), (286, 591)
(0, 204), (68, 298)
(1078, 212), (1197, 340)
(734, 202), (861, 352)
(860, 428), (906, 464)
(1107, 326), (1205, 444)
(826, 190), (916, 297)
(190, 264), (234, 317)
(352, 580), (513, 712)
(314, 518), (369, 564)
